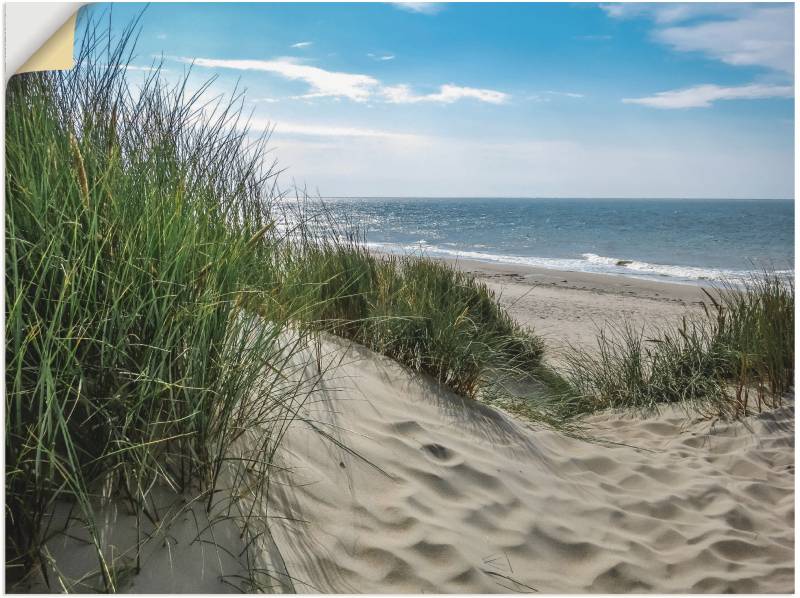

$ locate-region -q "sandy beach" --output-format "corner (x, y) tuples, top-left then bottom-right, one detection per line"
(444, 258), (709, 354)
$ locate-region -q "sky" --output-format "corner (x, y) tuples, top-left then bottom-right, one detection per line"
(84, 2), (794, 198)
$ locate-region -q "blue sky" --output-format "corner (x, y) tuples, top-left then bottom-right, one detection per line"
(84, 2), (793, 198)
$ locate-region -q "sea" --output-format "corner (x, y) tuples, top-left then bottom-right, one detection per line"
(320, 197), (794, 285)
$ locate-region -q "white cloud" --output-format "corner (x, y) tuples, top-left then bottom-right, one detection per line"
(177, 56), (509, 105)
(176, 57), (380, 102)
(526, 90), (585, 102)
(546, 90), (584, 99)
(656, 6), (794, 74)
(599, 3), (640, 20)
(602, 4), (793, 74)
(291, 41), (313, 49)
(393, 2), (443, 15)
(382, 84), (509, 104)
(600, 4), (762, 25)
(601, 4), (724, 25)
(368, 53), (396, 61)
(124, 65), (162, 72)
(623, 83), (793, 109)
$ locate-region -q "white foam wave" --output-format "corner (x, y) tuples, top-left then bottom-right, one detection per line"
(363, 242), (790, 284)
(579, 253), (753, 281)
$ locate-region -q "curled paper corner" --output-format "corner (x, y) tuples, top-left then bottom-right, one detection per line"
(16, 11), (78, 75)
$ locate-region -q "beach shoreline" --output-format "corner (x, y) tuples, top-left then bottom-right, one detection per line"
(442, 255), (712, 297)
(428, 255), (710, 353)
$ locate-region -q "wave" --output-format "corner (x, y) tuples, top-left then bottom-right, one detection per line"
(579, 253), (752, 282)
(362, 241), (791, 284)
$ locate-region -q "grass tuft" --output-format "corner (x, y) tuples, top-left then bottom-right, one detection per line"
(558, 271), (793, 419)
(272, 230), (547, 400)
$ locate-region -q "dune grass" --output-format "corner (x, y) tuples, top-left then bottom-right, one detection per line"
(270, 230), (545, 399)
(558, 272), (794, 419)
(5, 15), (550, 589)
(5, 18), (319, 589)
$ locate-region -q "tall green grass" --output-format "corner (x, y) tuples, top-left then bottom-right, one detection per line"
(5, 18), (314, 589)
(559, 272), (794, 419)
(271, 229), (545, 400)
(5, 15), (551, 588)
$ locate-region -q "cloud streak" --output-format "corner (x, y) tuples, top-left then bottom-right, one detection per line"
(176, 56), (509, 105)
(393, 3), (444, 15)
(623, 83), (793, 109)
(655, 6), (793, 74)
(526, 90), (585, 103)
(178, 57), (380, 102)
(601, 3), (743, 25)
(290, 41), (313, 48)
(603, 3), (793, 74)
(604, 4), (793, 110)
(382, 84), (509, 104)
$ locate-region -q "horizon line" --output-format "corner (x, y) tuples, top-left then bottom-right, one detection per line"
(312, 195), (794, 201)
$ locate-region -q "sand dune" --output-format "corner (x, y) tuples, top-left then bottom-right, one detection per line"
(265, 337), (794, 593)
(22, 268), (794, 593)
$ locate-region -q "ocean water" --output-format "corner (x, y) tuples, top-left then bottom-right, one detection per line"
(321, 197), (794, 284)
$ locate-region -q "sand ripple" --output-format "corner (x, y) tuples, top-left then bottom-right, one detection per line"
(265, 340), (794, 593)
